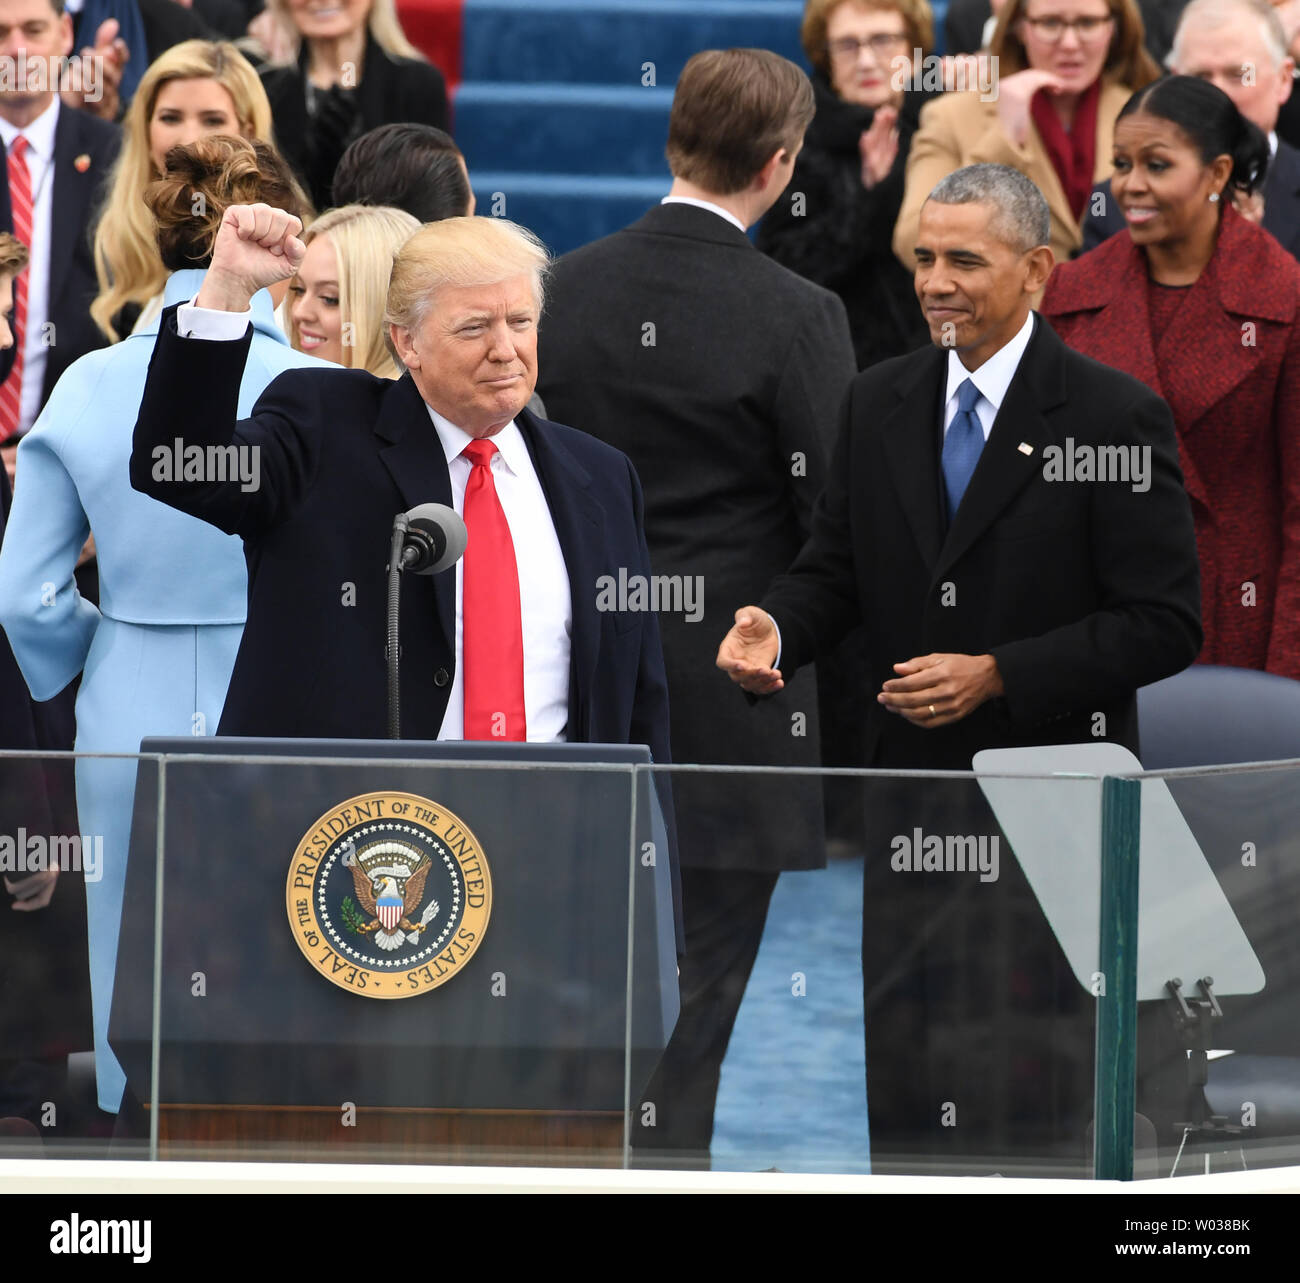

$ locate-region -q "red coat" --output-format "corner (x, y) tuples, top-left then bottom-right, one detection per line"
(1041, 207), (1300, 678)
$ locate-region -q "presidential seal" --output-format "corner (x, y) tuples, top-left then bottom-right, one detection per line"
(285, 791), (492, 998)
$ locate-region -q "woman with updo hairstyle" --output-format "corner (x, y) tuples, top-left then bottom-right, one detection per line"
(0, 135), (331, 1118)
(91, 40), (281, 341)
(1042, 75), (1300, 677)
(285, 203), (419, 378)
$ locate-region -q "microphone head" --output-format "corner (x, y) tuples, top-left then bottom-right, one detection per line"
(404, 503), (467, 575)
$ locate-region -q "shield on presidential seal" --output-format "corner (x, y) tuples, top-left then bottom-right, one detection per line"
(377, 891), (403, 932)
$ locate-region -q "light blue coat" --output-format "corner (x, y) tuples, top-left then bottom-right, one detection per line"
(0, 270), (330, 1110)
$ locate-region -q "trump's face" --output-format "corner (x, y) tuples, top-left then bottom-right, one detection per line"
(913, 200), (1052, 369)
(391, 274), (539, 438)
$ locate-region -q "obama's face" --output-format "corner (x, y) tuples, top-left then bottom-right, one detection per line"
(912, 200), (1054, 369)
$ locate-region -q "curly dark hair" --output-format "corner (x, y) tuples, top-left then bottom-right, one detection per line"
(144, 135), (312, 271)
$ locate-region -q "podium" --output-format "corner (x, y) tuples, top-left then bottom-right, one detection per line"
(110, 740), (679, 1165)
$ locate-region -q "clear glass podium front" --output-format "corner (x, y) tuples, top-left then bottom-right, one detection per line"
(1, 744), (1297, 1179)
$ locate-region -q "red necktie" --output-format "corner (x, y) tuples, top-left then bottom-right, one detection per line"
(461, 438), (527, 741)
(0, 135), (30, 442)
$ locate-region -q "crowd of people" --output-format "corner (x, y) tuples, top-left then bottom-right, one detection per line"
(0, 0), (1296, 1172)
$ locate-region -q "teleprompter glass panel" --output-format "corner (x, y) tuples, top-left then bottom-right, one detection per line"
(1132, 764), (1300, 1179)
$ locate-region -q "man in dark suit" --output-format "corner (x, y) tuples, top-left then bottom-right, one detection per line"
(719, 163), (1202, 1171)
(130, 208), (671, 770)
(1082, 0), (1300, 258)
(0, 0), (119, 460)
(536, 47), (856, 1169)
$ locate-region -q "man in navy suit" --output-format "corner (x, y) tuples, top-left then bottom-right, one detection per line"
(1081, 0), (1300, 259)
(130, 207), (672, 764)
(0, 0), (119, 460)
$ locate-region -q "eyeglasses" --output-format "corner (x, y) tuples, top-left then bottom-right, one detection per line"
(826, 34), (911, 60)
(1021, 14), (1115, 42)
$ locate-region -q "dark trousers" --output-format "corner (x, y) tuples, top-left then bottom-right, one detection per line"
(860, 777), (1094, 1174)
(632, 866), (779, 1169)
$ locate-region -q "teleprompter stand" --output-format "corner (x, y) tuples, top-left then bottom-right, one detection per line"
(1165, 976), (1245, 1176)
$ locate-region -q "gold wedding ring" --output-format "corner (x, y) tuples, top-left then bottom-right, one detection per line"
(929, 704), (937, 718)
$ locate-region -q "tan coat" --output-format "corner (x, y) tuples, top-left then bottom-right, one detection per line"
(892, 78), (1135, 267)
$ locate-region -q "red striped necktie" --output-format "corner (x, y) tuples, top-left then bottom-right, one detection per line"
(0, 135), (30, 442)
(460, 438), (527, 741)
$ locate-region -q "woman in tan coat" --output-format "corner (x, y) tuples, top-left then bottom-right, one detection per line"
(893, 0), (1159, 266)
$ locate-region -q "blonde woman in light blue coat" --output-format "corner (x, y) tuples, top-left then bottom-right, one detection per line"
(0, 137), (330, 1113)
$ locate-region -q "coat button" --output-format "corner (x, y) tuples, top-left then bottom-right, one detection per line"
(434, 668), (450, 687)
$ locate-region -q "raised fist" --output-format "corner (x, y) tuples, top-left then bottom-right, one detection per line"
(195, 204), (306, 313)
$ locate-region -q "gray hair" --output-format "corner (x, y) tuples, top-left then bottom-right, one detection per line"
(1171, 0), (1288, 71)
(924, 164), (1051, 254)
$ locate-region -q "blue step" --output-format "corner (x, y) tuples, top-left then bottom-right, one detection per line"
(462, 0), (806, 85)
(470, 172), (667, 256)
(456, 83), (674, 177)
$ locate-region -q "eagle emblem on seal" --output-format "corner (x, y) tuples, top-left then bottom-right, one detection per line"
(341, 839), (440, 952)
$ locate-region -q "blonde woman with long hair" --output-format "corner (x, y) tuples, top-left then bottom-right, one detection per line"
(91, 40), (280, 341)
(257, 0), (449, 209)
(285, 203), (419, 378)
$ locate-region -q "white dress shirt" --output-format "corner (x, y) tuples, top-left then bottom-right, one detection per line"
(174, 297), (573, 741)
(772, 312), (1038, 668)
(660, 194), (748, 233)
(942, 310), (1036, 442)
(0, 97), (59, 435)
(429, 409), (571, 742)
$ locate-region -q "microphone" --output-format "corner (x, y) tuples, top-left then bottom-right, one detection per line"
(396, 503), (467, 575)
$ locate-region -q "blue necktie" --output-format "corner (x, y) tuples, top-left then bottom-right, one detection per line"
(942, 377), (984, 522)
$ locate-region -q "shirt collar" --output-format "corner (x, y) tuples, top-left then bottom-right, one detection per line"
(428, 407), (527, 477)
(0, 95), (59, 157)
(945, 311), (1036, 415)
(660, 195), (748, 234)
(1269, 130), (1278, 161)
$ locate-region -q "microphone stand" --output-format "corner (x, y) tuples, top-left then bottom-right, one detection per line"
(386, 514), (409, 740)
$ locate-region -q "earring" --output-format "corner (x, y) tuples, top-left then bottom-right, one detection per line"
(1208, 192), (1220, 203)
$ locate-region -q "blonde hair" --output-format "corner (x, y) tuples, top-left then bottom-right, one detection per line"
(264, 0), (425, 64)
(384, 216), (550, 342)
(91, 41), (275, 341)
(286, 204), (419, 379)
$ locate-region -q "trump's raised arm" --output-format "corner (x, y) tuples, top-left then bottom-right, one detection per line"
(130, 205), (320, 540)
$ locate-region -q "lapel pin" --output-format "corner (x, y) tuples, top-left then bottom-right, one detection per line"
(1017, 442), (1033, 456)
(74, 153), (91, 173)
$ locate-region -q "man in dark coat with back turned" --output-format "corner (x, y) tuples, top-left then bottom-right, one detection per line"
(537, 47), (856, 1169)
